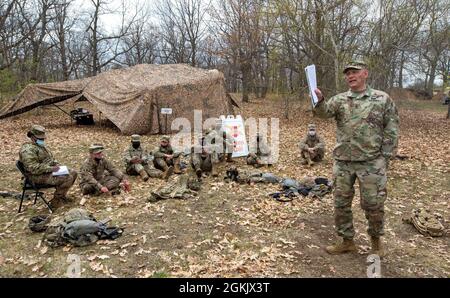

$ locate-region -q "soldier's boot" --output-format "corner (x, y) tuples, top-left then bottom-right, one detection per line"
(49, 197), (64, 210)
(226, 153), (234, 163)
(370, 237), (385, 257)
(139, 169), (150, 182)
(305, 153), (314, 167)
(325, 238), (357, 255)
(300, 158), (308, 165)
(163, 166), (174, 181)
(195, 166), (202, 178)
(173, 162), (182, 174)
(211, 166), (218, 177)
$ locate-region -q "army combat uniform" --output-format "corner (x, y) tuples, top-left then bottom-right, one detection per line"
(123, 135), (164, 181)
(153, 136), (182, 174)
(190, 144), (217, 178)
(299, 124), (325, 166)
(246, 135), (272, 167)
(79, 145), (126, 195)
(19, 125), (77, 208)
(205, 125), (234, 163)
(314, 85), (399, 242)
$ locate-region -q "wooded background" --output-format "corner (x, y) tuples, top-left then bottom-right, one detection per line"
(1, 0), (449, 102)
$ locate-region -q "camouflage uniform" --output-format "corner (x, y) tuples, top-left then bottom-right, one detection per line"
(205, 123), (234, 163)
(19, 125), (77, 206)
(79, 145), (126, 195)
(246, 134), (272, 167)
(123, 135), (162, 180)
(190, 143), (216, 178)
(299, 124), (325, 165)
(314, 82), (399, 239)
(153, 136), (182, 174)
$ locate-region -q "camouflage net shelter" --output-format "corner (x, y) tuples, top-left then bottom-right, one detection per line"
(0, 64), (236, 134)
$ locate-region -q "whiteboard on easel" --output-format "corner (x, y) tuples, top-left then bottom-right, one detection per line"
(220, 115), (248, 157)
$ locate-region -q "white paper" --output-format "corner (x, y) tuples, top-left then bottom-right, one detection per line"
(52, 165), (69, 176)
(220, 115), (249, 158)
(305, 64), (319, 107)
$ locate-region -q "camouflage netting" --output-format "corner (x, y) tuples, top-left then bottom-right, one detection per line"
(0, 64), (236, 135)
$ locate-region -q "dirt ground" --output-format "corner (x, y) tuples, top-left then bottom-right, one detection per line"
(0, 93), (448, 277)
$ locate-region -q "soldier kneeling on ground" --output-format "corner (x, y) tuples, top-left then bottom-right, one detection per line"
(79, 144), (130, 196)
(191, 136), (217, 179)
(123, 134), (172, 181)
(153, 136), (182, 177)
(299, 124), (325, 166)
(19, 125), (78, 210)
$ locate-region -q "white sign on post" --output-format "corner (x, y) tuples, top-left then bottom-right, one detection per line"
(220, 115), (248, 157)
(161, 108), (173, 115)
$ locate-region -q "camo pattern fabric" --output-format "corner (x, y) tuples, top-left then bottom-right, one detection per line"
(332, 156), (387, 239)
(79, 157), (124, 194)
(19, 142), (77, 200)
(299, 135), (325, 161)
(313, 87), (399, 161)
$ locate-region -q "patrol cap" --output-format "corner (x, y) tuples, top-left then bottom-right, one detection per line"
(131, 134), (141, 142)
(89, 143), (104, 153)
(28, 125), (46, 139)
(343, 60), (367, 74)
(308, 124), (316, 130)
(160, 135), (170, 142)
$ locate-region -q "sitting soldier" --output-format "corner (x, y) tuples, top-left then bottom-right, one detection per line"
(299, 124), (325, 166)
(205, 119), (234, 163)
(191, 136), (217, 179)
(123, 134), (172, 181)
(246, 133), (271, 168)
(79, 144), (130, 196)
(19, 125), (78, 209)
(153, 136), (182, 175)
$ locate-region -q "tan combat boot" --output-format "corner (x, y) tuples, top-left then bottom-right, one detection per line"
(325, 238), (357, 255)
(211, 166), (218, 177)
(370, 236), (385, 257)
(163, 166), (174, 181)
(49, 197), (64, 210)
(139, 169), (150, 182)
(173, 162), (182, 174)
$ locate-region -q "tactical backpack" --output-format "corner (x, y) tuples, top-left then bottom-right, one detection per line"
(42, 208), (123, 247)
(403, 208), (446, 237)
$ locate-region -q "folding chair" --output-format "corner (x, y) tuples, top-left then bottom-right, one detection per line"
(16, 160), (53, 213)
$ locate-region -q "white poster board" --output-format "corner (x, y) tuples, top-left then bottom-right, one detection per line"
(305, 64), (319, 107)
(220, 115), (248, 157)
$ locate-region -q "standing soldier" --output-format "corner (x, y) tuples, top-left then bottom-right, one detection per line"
(79, 144), (130, 196)
(246, 133), (271, 168)
(123, 135), (171, 181)
(19, 125), (78, 209)
(299, 124), (325, 166)
(314, 60), (399, 257)
(153, 136), (182, 176)
(191, 136), (217, 179)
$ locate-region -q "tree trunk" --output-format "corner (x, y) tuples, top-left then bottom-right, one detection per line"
(241, 62), (252, 103)
(427, 60), (437, 98)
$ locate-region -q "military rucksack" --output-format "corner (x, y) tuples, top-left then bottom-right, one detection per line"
(403, 208), (446, 237)
(43, 208), (123, 247)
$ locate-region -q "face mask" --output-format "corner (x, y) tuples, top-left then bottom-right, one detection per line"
(132, 142), (140, 149)
(308, 131), (316, 137)
(36, 139), (45, 146)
